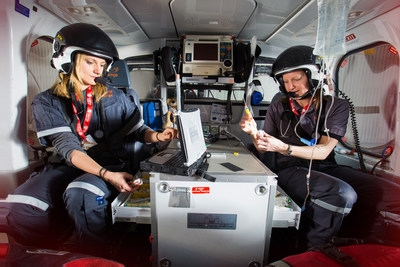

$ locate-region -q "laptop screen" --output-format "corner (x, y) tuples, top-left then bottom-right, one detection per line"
(176, 108), (207, 166)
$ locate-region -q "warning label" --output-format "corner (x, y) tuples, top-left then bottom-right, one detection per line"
(389, 46), (398, 55)
(192, 187), (210, 194)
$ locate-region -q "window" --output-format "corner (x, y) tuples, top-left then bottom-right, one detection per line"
(337, 42), (398, 159)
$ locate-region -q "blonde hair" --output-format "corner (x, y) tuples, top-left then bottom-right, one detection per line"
(51, 53), (107, 102)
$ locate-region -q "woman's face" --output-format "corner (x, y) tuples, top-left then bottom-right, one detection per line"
(76, 54), (107, 89)
(282, 70), (310, 99)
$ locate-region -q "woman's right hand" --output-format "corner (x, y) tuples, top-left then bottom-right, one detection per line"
(103, 171), (141, 193)
(239, 113), (258, 136)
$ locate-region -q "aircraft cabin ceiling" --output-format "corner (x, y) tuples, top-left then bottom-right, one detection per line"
(38, 0), (400, 56)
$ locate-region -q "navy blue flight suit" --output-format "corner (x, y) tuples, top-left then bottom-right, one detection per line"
(1, 85), (151, 255)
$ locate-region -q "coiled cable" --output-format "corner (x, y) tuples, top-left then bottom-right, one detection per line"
(337, 89), (367, 172)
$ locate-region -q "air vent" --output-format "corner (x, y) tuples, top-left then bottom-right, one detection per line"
(37, 0), (149, 45)
(170, 0), (256, 36)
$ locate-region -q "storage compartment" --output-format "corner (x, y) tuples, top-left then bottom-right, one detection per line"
(112, 185), (301, 229)
(273, 186), (301, 229)
(111, 174), (151, 224)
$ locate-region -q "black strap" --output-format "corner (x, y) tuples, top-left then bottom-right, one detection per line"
(195, 161), (216, 182)
(88, 107), (142, 155)
(330, 236), (365, 247)
(309, 242), (360, 267)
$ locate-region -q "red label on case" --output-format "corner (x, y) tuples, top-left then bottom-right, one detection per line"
(192, 187), (210, 194)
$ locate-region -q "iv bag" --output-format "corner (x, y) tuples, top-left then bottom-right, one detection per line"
(313, 0), (351, 66)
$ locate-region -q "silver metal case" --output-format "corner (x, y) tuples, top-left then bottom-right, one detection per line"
(150, 171), (275, 267)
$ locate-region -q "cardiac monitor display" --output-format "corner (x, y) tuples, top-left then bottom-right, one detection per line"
(194, 43), (218, 61)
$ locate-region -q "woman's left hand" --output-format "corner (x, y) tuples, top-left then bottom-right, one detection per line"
(239, 113), (258, 136)
(253, 131), (288, 154)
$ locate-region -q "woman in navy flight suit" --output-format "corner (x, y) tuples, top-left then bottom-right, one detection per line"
(1, 23), (177, 255)
(240, 46), (400, 248)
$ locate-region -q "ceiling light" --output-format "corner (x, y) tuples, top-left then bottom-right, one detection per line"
(84, 6), (97, 14)
(67, 8), (82, 15)
(348, 11), (363, 18)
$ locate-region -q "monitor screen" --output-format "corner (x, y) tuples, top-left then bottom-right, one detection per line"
(193, 43), (218, 61)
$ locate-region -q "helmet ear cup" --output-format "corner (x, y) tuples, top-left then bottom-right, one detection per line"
(249, 80), (264, 105)
(304, 68), (319, 92)
(51, 48), (75, 74)
(251, 91), (263, 105)
(276, 75), (287, 95)
(61, 63), (72, 74)
(53, 39), (62, 56)
(304, 69), (311, 78)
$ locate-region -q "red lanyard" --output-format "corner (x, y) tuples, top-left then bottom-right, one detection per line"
(289, 98), (315, 117)
(72, 86), (93, 142)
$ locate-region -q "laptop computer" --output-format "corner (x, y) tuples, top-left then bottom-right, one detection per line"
(140, 108), (207, 176)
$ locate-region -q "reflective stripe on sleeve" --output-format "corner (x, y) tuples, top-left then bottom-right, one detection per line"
(1, 194), (49, 211)
(65, 182), (105, 196)
(36, 126), (72, 138)
(310, 198), (352, 215)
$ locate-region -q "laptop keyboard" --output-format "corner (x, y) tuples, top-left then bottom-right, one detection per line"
(165, 152), (185, 167)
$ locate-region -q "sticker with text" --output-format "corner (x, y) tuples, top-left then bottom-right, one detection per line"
(192, 187), (210, 194)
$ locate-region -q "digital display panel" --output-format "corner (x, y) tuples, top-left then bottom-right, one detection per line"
(193, 43), (218, 61)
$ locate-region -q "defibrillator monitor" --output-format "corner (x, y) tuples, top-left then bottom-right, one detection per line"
(182, 35), (233, 77)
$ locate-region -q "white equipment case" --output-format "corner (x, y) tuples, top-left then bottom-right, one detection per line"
(112, 141), (301, 266)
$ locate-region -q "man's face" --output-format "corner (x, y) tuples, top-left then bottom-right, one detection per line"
(282, 70), (310, 99)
